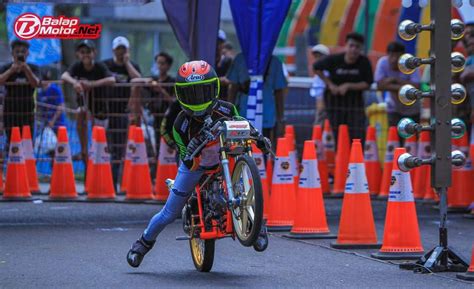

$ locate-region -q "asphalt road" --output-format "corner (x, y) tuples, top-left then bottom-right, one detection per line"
(0, 199), (473, 288)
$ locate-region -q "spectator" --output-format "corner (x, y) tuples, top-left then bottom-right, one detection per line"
(61, 40), (115, 164)
(37, 68), (66, 132)
(102, 36), (142, 188)
(313, 32), (373, 142)
(216, 30), (233, 101)
(375, 41), (420, 127)
(0, 40), (40, 140)
(310, 44), (330, 125)
(222, 42), (236, 60)
(227, 53), (288, 143)
(130, 52), (175, 153)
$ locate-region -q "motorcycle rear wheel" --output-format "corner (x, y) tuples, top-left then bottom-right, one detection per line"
(189, 217), (215, 272)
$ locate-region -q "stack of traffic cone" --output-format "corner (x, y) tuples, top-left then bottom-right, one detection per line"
(457, 245), (474, 281)
(87, 127), (115, 200)
(412, 132), (430, 199)
(50, 126), (77, 200)
(364, 126), (382, 196)
(331, 139), (381, 249)
(126, 127), (154, 200)
(85, 126), (98, 194)
(448, 134), (473, 211)
(312, 125), (330, 195)
(22, 126), (40, 194)
(267, 137), (295, 231)
(3, 127), (30, 199)
(323, 119), (336, 186)
(120, 125), (135, 194)
(372, 148), (424, 260)
(252, 144), (270, 219)
(331, 125), (350, 198)
(284, 140), (336, 239)
(154, 137), (178, 202)
(404, 134), (417, 182)
(378, 126), (399, 199)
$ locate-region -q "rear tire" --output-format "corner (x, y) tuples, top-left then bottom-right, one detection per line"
(231, 154), (264, 247)
(189, 238), (215, 272)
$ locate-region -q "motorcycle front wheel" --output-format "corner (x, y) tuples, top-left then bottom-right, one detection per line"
(230, 154), (264, 247)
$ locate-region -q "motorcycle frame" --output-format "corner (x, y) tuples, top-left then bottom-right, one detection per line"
(192, 136), (254, 241)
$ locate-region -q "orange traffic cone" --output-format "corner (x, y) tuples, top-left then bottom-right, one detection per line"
(364, 126), (382, 196)
(50, 126), (77, 199)
(120, 125), (135, 194)
(448, 134), (473, 211)
(323, 119), (336, 185)
(252, 144), (270, 220)
(87, 127), (115, 200)
(267, 137), (295, 231)
(154, 137), (178, 201)
(372, 148), (424, 260)
(266, 157), (273, 194)
(3, 127), (31, 199)
(126, 127), (153, 200)
(312, 125), (330, 195)
(378, 126), (399, 199)
(285, 130), (299, 190)
(284, 140), (336, 239)
(331, 124), (350, 198)
(412, 132), (430, 199)
(457, 245), (474, 281)
(85, 126), (98, 194)
(331, 139), (381, 249)
(22, 125), (40, 194)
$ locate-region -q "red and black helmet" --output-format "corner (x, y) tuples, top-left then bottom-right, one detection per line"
(174, 60), (220, 116)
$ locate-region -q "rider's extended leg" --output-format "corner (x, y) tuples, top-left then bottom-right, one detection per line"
(127, 163), (203, 268)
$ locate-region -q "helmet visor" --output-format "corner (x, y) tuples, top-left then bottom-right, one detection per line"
(175, 77), (220, 110)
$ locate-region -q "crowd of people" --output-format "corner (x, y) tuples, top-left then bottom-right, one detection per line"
(0, 25), (473, 188)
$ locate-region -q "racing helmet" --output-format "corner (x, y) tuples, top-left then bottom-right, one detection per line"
(174, 60), (220, 116)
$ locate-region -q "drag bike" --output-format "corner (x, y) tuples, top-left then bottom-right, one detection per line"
(177, 116), (272, 272)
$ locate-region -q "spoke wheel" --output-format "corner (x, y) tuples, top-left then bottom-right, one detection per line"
(189, 214), (215, 272)
(231, 154), (264, 247)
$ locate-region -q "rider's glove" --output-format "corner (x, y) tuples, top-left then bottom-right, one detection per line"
(186, 135), (205, 158)
(256, 135), (272, 155)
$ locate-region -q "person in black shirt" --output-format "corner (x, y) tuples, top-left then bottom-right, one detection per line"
(215, 30), (233, 101)
(102, 36), (142, 189)
(61, 40), (115, 165)
(130, 52), (175, 155)
(313, 32), (373, 142)
(0, 40), (40, 140)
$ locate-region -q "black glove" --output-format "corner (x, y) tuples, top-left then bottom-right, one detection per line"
(256, 135), (272, 155)
(186, 135), (205, 159)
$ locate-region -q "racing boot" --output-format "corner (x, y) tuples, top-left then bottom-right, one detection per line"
(253, 222), (269, 252)
(126, 235), (155, 268)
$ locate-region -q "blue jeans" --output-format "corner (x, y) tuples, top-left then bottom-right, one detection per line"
(143, 163), (204, 241)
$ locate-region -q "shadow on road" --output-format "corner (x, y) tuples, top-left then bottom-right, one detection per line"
(126, 270), (259, 286)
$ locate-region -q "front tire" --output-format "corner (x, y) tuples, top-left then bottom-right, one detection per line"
(231, 154), (264, 247)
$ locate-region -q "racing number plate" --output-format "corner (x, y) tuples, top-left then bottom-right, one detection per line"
(223, 120), (251, 140)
